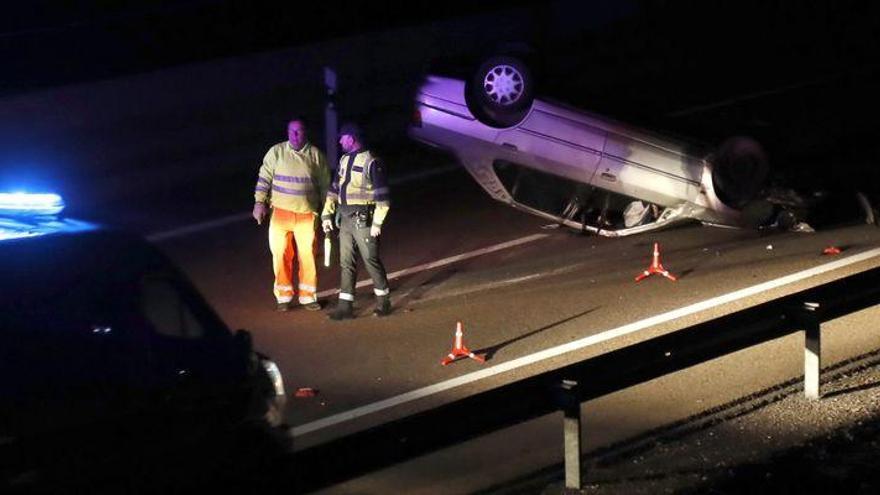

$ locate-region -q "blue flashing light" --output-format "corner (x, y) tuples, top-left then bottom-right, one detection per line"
(0, 192), (65, 216)
(0, 191), (96, 241)
(0, 218), (97, 241)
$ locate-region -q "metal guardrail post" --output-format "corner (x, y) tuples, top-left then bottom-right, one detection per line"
(800, 302), (822, 399)
(559, 379), (582, 492)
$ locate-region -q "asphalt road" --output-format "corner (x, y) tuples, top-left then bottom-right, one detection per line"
(77, 160), (880, 493)
(7, 4), (879, 491)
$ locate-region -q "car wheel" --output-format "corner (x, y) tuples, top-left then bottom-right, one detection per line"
(467, 56), (535, 128)
(710, 136), (769, 209)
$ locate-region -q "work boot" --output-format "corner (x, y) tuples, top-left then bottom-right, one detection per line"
(372, 296), (392, 317)
(275, 301), (292, 312)
(328, 300), (354, 321)
(302, 301), (323, 312)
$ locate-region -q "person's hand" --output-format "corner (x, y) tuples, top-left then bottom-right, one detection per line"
(253, 203), (267, 225)
(322, 219), (334, 233)
(370, 224), (381, 237)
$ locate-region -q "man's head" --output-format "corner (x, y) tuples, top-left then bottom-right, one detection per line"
(287, 119), (307, 150)
(338, 123), (363, 153)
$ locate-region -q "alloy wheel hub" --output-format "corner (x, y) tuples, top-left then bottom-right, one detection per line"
(483, 65), (524, 106)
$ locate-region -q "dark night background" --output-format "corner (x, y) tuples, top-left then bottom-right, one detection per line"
(1, 0), (541, 94)
(2, 0), (879, 213)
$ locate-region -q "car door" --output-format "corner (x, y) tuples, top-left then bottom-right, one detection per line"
(494, 106), (604, 187)
(594, 130), (704, 207)
(135, 274), (245, 418)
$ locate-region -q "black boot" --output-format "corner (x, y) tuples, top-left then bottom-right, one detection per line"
(328, 300), (354, 321)
(372, 296), (392, 317)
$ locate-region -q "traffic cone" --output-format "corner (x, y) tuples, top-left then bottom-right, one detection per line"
(635, 242), (677, 282)
(822, 246), (841, 255)
(441, 321), (485, 366)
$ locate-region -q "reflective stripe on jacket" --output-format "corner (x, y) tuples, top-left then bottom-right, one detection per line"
(322, 150), (390, 225)
(254, 141), (330, 214)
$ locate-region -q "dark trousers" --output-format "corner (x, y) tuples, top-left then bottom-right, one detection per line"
(338, 205), (389, 298)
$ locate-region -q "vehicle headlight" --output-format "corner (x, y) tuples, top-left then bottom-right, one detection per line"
(260, 358), (286, 397)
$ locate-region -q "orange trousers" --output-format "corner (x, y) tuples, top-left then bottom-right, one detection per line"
(268, 208), (318, 304)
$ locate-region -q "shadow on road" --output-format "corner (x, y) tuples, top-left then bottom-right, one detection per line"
(477, 306), (600, 361)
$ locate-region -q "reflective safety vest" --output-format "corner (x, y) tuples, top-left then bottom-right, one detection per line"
(322, 150), (390, 225)
(254, 141), (330, 214)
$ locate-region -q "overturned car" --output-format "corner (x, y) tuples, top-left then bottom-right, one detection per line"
(408, 58), (819, 237)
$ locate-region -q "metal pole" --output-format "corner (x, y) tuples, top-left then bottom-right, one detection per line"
(560, 379), (582, 492)
(323, 66), (338, 170)
(801, 302), (822, 400)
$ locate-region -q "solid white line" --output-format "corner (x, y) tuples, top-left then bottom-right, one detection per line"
(291, 246), (880, 437)
(145, 164), (460, 243)
(315, 233), (550, 299)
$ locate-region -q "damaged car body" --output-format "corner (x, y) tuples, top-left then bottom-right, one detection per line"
(407, 58), (814, 237)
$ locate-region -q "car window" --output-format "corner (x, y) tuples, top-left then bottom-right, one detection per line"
(494, 159), (586, 216)
(494, 159), (641, 228)
(1, 230), (230, 343)
(1, 269), (123, 337)
(139, 277), (206, 340)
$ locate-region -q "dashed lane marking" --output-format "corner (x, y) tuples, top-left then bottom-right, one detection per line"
(146, 164), (460, 243)
(315, 233), (550, 299)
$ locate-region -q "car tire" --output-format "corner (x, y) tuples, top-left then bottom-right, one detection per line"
(467, 56), (535, 128)
(710, 136), (769, 209)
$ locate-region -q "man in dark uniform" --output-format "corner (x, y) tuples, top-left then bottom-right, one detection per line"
(322, 123), (391, 320)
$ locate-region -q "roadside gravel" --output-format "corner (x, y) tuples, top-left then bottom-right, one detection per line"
(492, 347), (880, 494)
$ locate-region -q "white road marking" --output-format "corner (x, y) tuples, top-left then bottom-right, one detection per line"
(146, 164), (460, 243)
(408, 261), (589, 304)
(147, 162), (547, 301)
(291, 246), (880, 437)
(315, 233), (550, 299)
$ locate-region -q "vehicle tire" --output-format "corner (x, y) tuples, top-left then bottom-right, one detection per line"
(467, 56), (535, 128)
(710, 136), (769, 209)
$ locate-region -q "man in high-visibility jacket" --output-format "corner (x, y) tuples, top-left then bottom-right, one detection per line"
(322, 123), (391, 320)
(253, 118), (330, 312)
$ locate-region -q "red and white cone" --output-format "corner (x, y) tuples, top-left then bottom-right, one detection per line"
(635, 242), (677, 282)
(441, 321), (485, 366)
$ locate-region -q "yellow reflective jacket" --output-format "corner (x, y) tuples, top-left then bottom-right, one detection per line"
(321, 150), (390, 226)
(254, 141), (330, 214)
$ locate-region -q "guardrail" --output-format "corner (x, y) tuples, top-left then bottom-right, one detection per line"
(291, 262), (880, 492)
